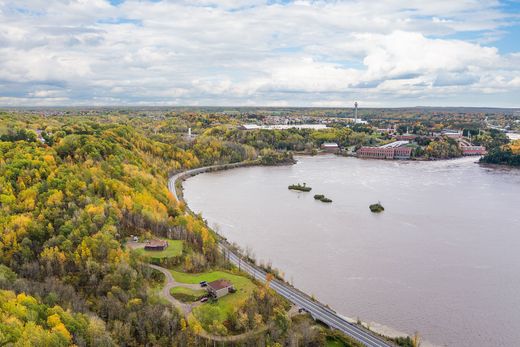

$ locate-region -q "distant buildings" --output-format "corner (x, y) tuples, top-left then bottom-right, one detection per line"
(239, 124), (261, 130)
(357, 133), (487, 159)
(380, 140), (410, 148)
(441, 129), (463, 139)
(321, 142), (339, 153)
(357, 141), (412, 159)
(345, 118), (368, 125)
(396, 129), (463, 141)
(239, 124), (327, 130)
(460, 145), (487, 156)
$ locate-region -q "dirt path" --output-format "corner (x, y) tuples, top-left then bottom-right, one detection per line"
(148, 263), (274, 342)
(148, 264), (194, 316)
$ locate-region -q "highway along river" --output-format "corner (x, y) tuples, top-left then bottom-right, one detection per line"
(183, 155), (520, 347)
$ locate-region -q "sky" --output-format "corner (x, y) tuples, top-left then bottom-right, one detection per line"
(0, 0), (519, 107)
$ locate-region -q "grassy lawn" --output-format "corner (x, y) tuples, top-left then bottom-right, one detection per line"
(134, 239), (183, 259)
(170, 269), (245, 284)
(170, 269), (256, 328)
(169, 286), (206, 302)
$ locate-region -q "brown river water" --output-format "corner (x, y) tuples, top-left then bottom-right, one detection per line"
(183, 155), (520, 347)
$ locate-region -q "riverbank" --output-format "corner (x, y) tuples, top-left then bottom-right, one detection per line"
(169, 160), (262, 202)
(174, 158), (410, 343)
(181, 155), (520, 347)
(170, 159), (404, 347)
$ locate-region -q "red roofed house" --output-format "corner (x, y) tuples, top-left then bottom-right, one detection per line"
(207, 279), (234, 298)
(144, 239), (168, 251)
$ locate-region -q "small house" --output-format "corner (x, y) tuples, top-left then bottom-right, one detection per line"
(144, 239), (168, 251)
(321, 142), (339, 153)
(206, 279), (234, 298)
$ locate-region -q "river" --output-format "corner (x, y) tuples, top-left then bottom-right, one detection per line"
(183, 155), (520, 347)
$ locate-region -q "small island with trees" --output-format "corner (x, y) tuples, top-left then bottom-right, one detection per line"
(314, 194), (332, 203)
(369, 202), (385, 213)
(288, 183), (312, 192)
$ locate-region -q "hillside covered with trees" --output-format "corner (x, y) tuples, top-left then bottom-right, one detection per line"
(480, 139), (520, 166)
(1, 111), (369, 346)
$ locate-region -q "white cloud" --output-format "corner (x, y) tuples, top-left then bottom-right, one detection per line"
(0, 0), (518, 107)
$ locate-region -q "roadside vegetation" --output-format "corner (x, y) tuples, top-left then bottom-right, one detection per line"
(325, 334), (365, 347)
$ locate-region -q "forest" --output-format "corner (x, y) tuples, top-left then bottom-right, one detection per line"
(0, 111), (376, 347)
(480, 138), (520, 166)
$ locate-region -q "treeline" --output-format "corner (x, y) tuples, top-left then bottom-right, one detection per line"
(478, 131), (519, 167)
(203, 126), (378, 152)
(480, 139), (520, 166)
(424, 136), (462, 159)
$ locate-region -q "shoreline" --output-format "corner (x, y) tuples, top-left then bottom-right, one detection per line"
(179, 154), (520, 347)
(169, 155), (489, 347)
(300, 149), (486, 163)
(169, 159), (412, 346)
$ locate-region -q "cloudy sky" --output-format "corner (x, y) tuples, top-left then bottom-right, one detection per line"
(1, 0), (519, 107)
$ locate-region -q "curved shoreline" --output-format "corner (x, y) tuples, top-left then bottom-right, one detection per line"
(168, 160), (262, 205)
(176, 156), (498, 347)
(168, 160), (397, 347)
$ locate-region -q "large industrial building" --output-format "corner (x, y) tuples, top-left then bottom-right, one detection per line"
(357, 141), (412, 159)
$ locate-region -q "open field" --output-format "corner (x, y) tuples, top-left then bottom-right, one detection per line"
(171, 269), (256, 326)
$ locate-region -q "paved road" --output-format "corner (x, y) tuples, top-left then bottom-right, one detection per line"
(222, 247), (393, 347)
(169, 165), (395, 347)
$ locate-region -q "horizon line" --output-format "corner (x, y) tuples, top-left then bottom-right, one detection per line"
(1, 105), (520, 110)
